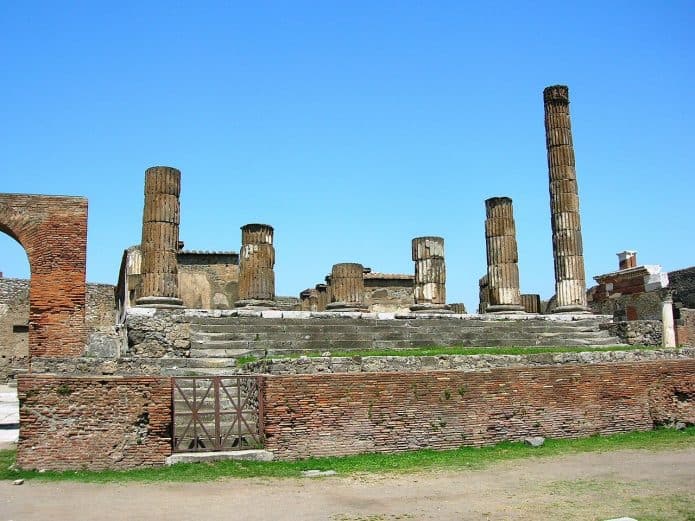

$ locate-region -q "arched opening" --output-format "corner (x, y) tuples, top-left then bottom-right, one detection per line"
(0, 232), (31, 379)
(0, 194), (88, 358)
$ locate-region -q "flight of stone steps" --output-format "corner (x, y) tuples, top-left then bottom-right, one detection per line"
(176, 314), (623, 376)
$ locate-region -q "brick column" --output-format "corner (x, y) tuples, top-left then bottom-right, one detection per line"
(236, 223), (275, 308)
(410, 236), (451, 313)
(326, 263), (367, 311)
(136, 166), (183, 307)
(544, 85), (589, 313)
(484, 197), (524, 313)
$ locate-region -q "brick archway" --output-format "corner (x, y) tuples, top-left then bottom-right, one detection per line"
(0, 194), (88, 357)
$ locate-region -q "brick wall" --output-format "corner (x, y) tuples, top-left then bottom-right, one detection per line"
(263, 360), (695, 459)
(17, 375), (172, 470)
(676, 309), (695, 347)
(0, 194), (87, 357)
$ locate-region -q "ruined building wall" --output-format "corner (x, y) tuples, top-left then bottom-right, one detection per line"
(0, 194), (87, 357)
(178, 252), (239, 309)
(363, 274), (414, 313)
(0, 278), (118, 379)
(263, 359), (695, 460)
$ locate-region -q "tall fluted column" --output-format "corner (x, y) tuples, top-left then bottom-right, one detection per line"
(484, 197), (524, 313)
(136, 166), (183, 307)
(544, 85), (589, 312)
(410, 236), (451, 313)
(326, 263), (366, 311)
(236, 223), (275, 307)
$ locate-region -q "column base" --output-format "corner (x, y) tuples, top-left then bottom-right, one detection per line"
(326, 302), (368, 312)
(552, 305), (592, 314)
(135, 296), (184, 308)
(486, 304), (525, 314)
(409, 304), (453, 314)
(234, 299), (276, 309)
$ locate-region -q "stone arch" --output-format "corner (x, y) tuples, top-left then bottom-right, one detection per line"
(0, 194), (88, 357)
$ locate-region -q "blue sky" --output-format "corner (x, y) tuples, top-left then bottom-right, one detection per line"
(1, 1), (693, 309)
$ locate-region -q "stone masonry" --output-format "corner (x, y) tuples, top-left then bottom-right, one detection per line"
(484, 197), (524, 313)
(544, 85), (589, 312)
(136, 166), (183, 307)
(236, 223), (275, 307)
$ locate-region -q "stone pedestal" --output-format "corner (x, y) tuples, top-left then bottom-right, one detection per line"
(136, 166), (183, 308)
(326, 263), (367, 311)
(236, 224), (275, 308)
(484, 197), (524, 313)
(544, 85), (590, 313)
(410, 236), (451, 313)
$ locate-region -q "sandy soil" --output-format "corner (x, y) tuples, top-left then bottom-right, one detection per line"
(2, 448), (694, 521)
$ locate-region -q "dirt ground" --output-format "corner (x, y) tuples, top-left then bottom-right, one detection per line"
(2, 448), (694, 521)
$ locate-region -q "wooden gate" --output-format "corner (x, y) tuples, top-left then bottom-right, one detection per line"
(172, 376), (264, 452)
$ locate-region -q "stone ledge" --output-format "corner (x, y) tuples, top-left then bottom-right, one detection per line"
(165, 450), (274, 465)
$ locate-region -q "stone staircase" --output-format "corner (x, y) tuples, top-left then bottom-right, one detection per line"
(176, 314), (623, 376)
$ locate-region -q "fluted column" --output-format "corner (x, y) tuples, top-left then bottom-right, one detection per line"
(236, 223), (275, 307)
(484, 197), (524, 313)
(136, 166), (183, 307)
(544, 85), (589, 312)
(326, 263), (367, 311)
(410, 236), (451, 313)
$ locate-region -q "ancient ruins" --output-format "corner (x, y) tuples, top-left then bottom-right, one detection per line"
(0, 85), (693, 471)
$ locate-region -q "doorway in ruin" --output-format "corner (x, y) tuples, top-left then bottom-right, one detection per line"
(0, 233), (31, 379)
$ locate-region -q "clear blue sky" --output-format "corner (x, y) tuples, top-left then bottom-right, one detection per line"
(1, 1), (693, 310)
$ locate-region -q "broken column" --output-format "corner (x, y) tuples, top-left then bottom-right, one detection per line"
(136, 166), (183, 307)
(662, 291), (677, 348)
(236, 223), (275, 308)
(326, 263), (367, 311)
(484, 197), (524, 313)
(544, 85), (590, 312)
(410, 236), (451, 313)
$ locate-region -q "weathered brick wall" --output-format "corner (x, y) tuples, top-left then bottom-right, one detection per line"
(17, 375), (172, 470)
(676, 309), (695, 347)
(0, 194), (87, 357)
(1, 279), (117, 380)
(263, 360), (695, 459)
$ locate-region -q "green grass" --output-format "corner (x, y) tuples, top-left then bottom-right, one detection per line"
(238, 344), (672, 366)
(1, 427), (692, 483)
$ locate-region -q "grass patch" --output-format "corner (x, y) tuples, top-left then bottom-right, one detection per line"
(1, 427), (692, 483)
(257, 344), (669, 361)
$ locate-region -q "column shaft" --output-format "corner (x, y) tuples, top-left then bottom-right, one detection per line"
(237, 224), (275, 306)
(544, 85), (589, 312)
(411, 236), (451, 312)
(136, 166), (183, 307)
(327, 263), (366, 311)
(484, 197), (523, 312)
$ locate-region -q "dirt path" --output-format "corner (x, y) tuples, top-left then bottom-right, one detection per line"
(3, 448), (694, 521)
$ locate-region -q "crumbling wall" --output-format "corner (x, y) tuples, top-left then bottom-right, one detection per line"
(17, 375), (172, 470)
(676, 308), (695, 347)
(604, 320), (663, 346)
(363, 275), (414, 313)
(263, 360), (695, 459)
(178, 252), (239, 309)
(0, 278), (118, 380)
(0, 194), (87, 357)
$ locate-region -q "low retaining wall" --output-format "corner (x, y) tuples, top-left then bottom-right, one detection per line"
(263, 359), (695, 459)
(17, 375), (172, 470)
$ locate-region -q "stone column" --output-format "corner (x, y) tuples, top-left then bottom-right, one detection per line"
(136, 166), (183, 307)
(478, 274), (489, 314)
(544, 85), (590, 312)
(326, 263), (366, 311)
(662, 291), (676, 348)
(236, 223), (275, 307)
(410, 236), (451, 313)
(484, 197), (524, 313)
